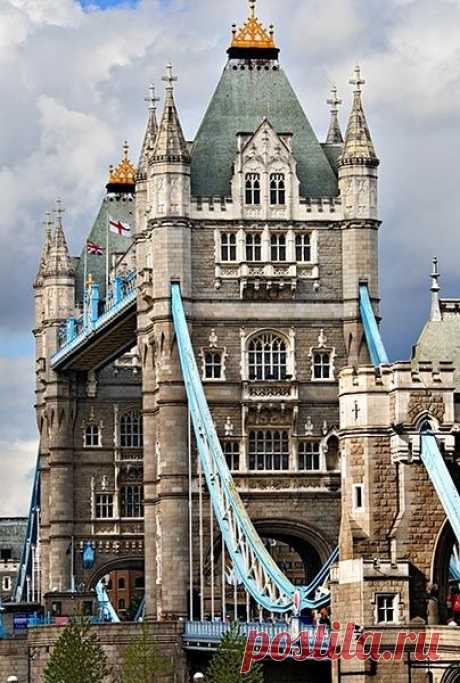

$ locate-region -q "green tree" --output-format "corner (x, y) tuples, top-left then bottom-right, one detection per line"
(121, 622), (173, 683)
(206, 623), (264, 683)
(44, 619), (111, 683)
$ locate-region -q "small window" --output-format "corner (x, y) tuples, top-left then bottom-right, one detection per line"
(353, 484), (364, 511)
(205, 352), (222, 380)
(120, 485), (144, 518)
(0, 549), (12, 562)
(245, 173), (261, 205)
(118, 598), (126, 610)
(134, 576), (145, 589)
(270, 173), (286, 205)
(295, 234), (312, 263)
(224, 442), (240, 471)
(298, 442), (321, 471)
(248, 430), (289, 471)
(313, 352), (332, 381)
(85, 423), (100, 447)
(95, 494), (114, 519)
(376, 594), (398, 624)
(2, 576), (11, 592)
(120, 411), (143, 448)
(246, 234), (262, 262)
(118, 577), (126, 590)
(271, 234), (287, 262)
(221, 233), (237, 262)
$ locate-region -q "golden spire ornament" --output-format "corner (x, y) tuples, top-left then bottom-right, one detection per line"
(231, 0), (276, 50)
(107, 141), (137, 188)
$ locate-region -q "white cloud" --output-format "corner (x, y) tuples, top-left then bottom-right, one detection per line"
(0, 440), (37, 517)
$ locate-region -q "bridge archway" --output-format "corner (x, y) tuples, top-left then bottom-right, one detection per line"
(87, 556), (144, 621)
(442, 665), (460, 682)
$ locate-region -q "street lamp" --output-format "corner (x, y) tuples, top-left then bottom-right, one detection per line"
(193, 674), (205, 682)
(7, 676), (18, 683)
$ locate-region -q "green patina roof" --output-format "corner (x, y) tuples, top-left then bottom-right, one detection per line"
(75, 195), (135, 304)
(414, 315), (460, 389)
(191, 64), (338, 199)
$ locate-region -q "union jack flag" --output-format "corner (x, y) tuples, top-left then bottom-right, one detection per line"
(86, 240), (104, 256)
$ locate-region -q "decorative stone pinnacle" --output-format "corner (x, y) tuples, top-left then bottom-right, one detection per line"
(54, 198), (65, 226)
(162, 63), (178, 92)
(431, 257), (440, 291)
(430, 256), (442, 322)
(327, 86), (342, 115)
(145, 84), (160, 112)
(350, 64), (365, 93)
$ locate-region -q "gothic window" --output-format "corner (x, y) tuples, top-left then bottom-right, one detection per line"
(246, 233), (262, 262)
(224, 442), (240, 471)
(204, 352), (222, 380)
(248, 333), (288, 381)
(270, 173), (286, 205)
(313, 352), (332, 381)
(221, 233), (237, 262)
(120, 485), (144, 518)
(375, 594), (398, 624)
(118, 577), (126, 589)
(95, 494), (114, 519)
(120, 411), (143, 448)
(295, 234), (312, 263)
(298, 442), (321, 471)
(271, 234), (287, 262)
(248, 430), (289, 471)
(85, 423), (100, 447)
(245, 173), (261, 205)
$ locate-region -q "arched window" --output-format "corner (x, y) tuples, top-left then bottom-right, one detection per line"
(248, 333), (288, 381)
(270, 173), (286, 205)
(248, 431), (289, 471)
(313, 352), (332, 381)
(85, 423), (100, 447)
(246, 233), (262, 262)
(118, 577), (126, 590)
(271, 234), (287, 262)
(221, 233), (237, 262)
(120, 485), (144, 518)
(245, 173), (261, 205)
(120, 411), (143, 448)
(118, 598), (126, 610)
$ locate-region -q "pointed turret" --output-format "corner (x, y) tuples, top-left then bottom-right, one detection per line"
(138, 84), (160, 179)
(151, 65), (190, 164)
(340, 66), (378, 166)
(326, 86), (344, 145)
(430, 257), (442, 322)
(34, 212), (53, 287)
(148, 64), (191, 219)
(46, 199), (73, 277)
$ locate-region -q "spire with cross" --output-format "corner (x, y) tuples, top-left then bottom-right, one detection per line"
(145, 84), (160, 113)
(326, 85), (344, 145)
(162, 63), (178, 94)
(350, 64), (365, 94)
(152, 62), (190, 164)
(339, 64), (378, 165)
(54, 198), (65, 227)
(430, 257), (442, 322)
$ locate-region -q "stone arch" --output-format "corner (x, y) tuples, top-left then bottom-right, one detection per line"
(432, 518), (456, 622)
(253, 518), (333, 566)
(86, 556), (144, 590)
(322, 430), (340, 472)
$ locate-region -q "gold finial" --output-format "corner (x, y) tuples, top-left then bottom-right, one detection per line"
(231, 0), (276, 50)
(87, 273), (94, 288)
(107, 142), (137, 187)
(350, 65), (365, 93)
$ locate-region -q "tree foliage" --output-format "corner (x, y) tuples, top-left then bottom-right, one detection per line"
(121, 622), (174, 683)
(44, 619), (111, 683)
(205, 624), (264, 683)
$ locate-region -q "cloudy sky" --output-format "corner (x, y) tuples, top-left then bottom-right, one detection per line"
(1, 0), (460, 515)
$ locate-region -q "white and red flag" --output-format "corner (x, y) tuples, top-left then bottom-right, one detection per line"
(86, 240), (104, 256)
(109, 217), (131, 237)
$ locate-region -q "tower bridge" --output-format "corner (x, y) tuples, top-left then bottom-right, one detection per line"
(5, 1), (460, 681)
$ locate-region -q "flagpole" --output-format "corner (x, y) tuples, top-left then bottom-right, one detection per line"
(106, 203), (110, 299)
(83, 246), (88, 324)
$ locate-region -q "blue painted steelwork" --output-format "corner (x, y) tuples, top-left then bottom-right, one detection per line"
(359, 285), (389, 366)
(421, 435), (460, 546)
(183, 621), (329, 653)
(450, 557), (460, 582)
(15, 453), (41, 602)
(171, 283), (338, 614)
(82, 543), (96, 570)
(0, 600), (7, 639)
(51, 272), (137, 368)
(95, 579), (120, 623)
